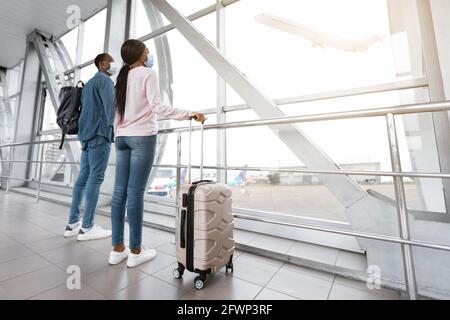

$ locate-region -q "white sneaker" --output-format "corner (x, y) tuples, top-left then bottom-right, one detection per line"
(109, 247), (130, 265)
(77, 225), (112, 241)
(127, 249), (157, 268)
(64, 223), (81, 238)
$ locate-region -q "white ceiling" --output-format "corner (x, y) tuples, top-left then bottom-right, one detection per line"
(0, 0), (107, 68)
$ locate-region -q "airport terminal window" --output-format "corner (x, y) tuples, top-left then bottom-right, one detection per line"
(167, 0), (215, 16)
(81, 9), (107, 63)
(143, 24), (216, 112)
(6, 66), (21, 95)
(80, 64), (99, 83)
(131, 0), (214, 40)
(59, 26), (78, 67)
(225, 0), (416, 101)
(41, 88), (58, 131)
(131, 0), (170, 38)
(224, 109), (406, 222)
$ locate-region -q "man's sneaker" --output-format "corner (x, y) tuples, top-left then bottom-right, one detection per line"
(109, 247), (130, 265)
(77, 225), (112, 241)
(127, 248), (157, 268)
(64, 223), (81, 238)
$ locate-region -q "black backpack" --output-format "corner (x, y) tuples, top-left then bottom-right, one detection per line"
(57, 81), (84, 149)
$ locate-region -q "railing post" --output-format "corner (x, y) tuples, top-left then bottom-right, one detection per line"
(6, 146), (13, 192)
(36, 143), (44, 202)
(386, 112), (418, 300)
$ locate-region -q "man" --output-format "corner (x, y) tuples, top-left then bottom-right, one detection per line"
(64, 53), (118, 241)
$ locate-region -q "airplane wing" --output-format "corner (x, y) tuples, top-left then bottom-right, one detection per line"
(255, 13), (383, 52)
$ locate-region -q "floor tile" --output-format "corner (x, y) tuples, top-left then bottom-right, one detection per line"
(0, 265), (68, 300)
(186, 272), (263, 300)
(153, 262), (202, 295)
(54, 251), (110, 276)
(0, 244), (35, 264)
(156, 242), (177, 257)
(0, 234), (19, 249)
(179, 292), (206, 300)
(24, 236), (75, 253)
(266, 265), (334, 300)
(224, 253), (282, 286)
(30, 283), (107, 300)
(255, 288), (298, 300)
(110, 275), (183, 300)
(0, 254), (51, 282)
(39, 243), (95, 264)
(135, 251), (177, 275)
(84, 263), (148, 296)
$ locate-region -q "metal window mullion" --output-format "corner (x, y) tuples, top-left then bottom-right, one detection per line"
(386, 113), (418, 300)
(216, 0), (227, 184)
(74, 21), (85, 83)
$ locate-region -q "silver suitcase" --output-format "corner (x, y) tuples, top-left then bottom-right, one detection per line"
(173, 121), (235, 290)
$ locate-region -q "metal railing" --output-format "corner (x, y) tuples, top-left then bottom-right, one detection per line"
(2, 100), (450, 299)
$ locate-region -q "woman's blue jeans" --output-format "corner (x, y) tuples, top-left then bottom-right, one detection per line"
(111, 135), (157, 250)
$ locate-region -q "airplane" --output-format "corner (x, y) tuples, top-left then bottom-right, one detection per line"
(254, 13), (384, 52)
(227, 168), (248, 187)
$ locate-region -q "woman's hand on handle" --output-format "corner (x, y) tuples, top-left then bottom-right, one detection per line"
(191, 112), (207, 124)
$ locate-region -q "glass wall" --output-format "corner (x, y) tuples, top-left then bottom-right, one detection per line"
(60, 26), (78, 66)
(81, 9), (107, 63)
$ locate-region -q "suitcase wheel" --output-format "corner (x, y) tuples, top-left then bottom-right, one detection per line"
(225, 255), (234, 273)
(194, 276), (205, 290)
(173, 267), (184, 279)
(225, 262), (234, 273)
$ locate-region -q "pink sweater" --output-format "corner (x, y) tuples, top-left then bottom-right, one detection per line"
(114, 66), (193, 137)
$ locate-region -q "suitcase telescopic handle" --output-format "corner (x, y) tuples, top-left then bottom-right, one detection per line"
(187, 118), (205, 184)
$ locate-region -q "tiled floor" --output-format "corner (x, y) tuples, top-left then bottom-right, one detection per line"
(0, 189), (401, 300)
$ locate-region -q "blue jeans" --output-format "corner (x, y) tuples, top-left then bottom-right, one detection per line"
(111, 135), (157, 250)
(68, 135), (111, 229)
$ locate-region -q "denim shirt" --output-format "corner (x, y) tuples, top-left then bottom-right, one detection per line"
(78, 72), (115, 143)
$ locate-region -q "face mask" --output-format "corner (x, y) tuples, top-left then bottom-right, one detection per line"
(107, 62), (119, 75)
(145, 53), (154, 68)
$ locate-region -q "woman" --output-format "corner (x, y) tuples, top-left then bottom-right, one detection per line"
(108, 39), (205, 267)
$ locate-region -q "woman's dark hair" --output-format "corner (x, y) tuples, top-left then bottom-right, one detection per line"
(115, 39), (146, 122)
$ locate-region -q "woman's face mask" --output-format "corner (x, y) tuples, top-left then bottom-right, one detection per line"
(145, 53), (154, 68)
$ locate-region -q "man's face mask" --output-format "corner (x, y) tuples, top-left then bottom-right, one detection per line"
(145, 53), (154, 68)
(107, 62), (119, 75)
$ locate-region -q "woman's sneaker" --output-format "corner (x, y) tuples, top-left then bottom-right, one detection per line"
(77, 224), (112, 241)
(127, 249), (157, 268)
(109, 248), (130, 265)
(64, 223), (81, 238)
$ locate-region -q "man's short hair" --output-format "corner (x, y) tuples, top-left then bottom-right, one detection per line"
(94, 53), (111, 68)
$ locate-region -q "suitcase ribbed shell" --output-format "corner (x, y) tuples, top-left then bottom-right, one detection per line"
(175, 182), (235, 273)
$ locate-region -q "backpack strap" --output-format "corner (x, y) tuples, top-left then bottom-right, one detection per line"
(59, 128), (66, 150)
